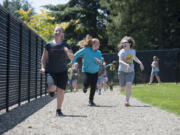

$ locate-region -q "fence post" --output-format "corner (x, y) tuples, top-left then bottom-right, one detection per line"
(176, 49), (180, 84)
(35, 36), (38, 99)
(28, 30), (31, 102)
(179, 50), (180, 84)
(5, 14), (10, 112)
(43, 41), (47, 95)
(18, 23), (23, 106)
(40, 40), (43, 96)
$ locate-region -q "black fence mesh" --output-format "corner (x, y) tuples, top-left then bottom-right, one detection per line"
(135, 49), (180, 84)
(73, 49), (180, 88)
(102, 49), (180, 84)
(0, 6), (46, 111)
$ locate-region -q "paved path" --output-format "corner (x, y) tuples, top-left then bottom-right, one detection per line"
(1, 89), (180, 135)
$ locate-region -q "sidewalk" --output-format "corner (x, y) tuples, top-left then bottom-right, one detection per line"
(1, 89), (180, 135)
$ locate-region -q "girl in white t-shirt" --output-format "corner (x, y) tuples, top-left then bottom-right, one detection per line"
(118, 36), (144, 106)
(148, 56), (161, 85)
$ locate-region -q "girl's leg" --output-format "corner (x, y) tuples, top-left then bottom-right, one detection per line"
(72, 80), (75, 91)
(99, 83), (103, 95)
(48, 86), (56, 97)
(83, 73), (90, 93)
(48, 85), (56, 92)
(74, 80), (78, 91)
(120, 86), (126, 91)
(70, 80), (73, 92)
(149, 74), (154, 84)
(57, 88), (64, 109)
(126, 82), (132, 105)
(89, 73), (98, 103)
(75, 82), (78, 91)
(56, 72), (67, 116)
(125, 72), (134, 106)
(103, 79), (108, 91)
(118, 71), (126, 91)
(155, 75), (161, 84)
(46, 73), (56, 97)
(109, 81), (113, 91)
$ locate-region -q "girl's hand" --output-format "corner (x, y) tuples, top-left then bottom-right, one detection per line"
(127, 64), (131, 71)
(140, 63), (144, 71)
(67, 63), (72, 67)
(94, 57), (101, 64)
(40, 68), (45, 74)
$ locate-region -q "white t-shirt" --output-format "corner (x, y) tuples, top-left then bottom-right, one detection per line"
(152, 61), (159, 72)
(118, 49), (136, 72)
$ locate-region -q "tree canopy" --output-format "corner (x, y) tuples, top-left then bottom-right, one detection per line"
(100, 0), (180, 50)
(44, 0), (109, 52)
(5, 0), (180, 52)
(2, 0), (35, 16)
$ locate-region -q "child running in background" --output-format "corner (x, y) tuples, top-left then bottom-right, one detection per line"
(71, 62), (79, 92)
(118, 36), (144, 106)
(97, 57), (108, 95)
(70, 35), (102, 106)
(106, 61), (116, 91)
(68, 66), (73, 92)
(148, 56), (161, 85)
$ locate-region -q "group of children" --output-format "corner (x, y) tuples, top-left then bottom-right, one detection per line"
(67, 58), (117, 95)
(97, 59), (116, 95)
(40, 26), (161, 116)
(68, 62), (79, 92)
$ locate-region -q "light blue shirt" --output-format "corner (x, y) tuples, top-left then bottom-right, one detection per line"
(71, 47), (102, 73)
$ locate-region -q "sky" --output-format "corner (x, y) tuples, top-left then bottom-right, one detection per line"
(0, 0), (69, 13)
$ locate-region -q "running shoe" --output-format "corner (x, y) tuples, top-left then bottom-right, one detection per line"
(56, 109), (64, 116)
(124, 102), (130, 107)
(49, 92), (55, 97)
(83, 88), (87, 93)
(89, 101), (96, 106)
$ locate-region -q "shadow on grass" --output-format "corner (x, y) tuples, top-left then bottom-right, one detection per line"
(0, 95), (55, 134)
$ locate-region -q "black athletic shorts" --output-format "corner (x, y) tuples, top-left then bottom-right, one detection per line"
(46, 71), (68, 90)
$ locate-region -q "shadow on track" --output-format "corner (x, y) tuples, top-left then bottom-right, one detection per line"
(0, 95), (54, 134)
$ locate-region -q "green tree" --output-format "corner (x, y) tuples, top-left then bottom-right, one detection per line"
(100, 0), (180, 50)
(44, 0), (109, 52)
(16, 9), (58, 41)
(2, 0), (35, 16)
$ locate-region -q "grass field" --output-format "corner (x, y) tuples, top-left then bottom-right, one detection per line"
(127, 83), (180, 116)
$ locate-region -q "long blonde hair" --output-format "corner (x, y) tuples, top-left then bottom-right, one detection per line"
(118, 36), (135, 50)
(78, 34), (99, 48)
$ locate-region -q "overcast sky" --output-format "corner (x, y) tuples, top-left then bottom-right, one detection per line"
(0, 0), (69, 13)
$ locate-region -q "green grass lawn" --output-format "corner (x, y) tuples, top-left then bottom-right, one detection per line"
(128, 83), (180, 116)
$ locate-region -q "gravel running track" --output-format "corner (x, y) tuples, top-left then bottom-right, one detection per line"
(0, 89), (180, 135)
